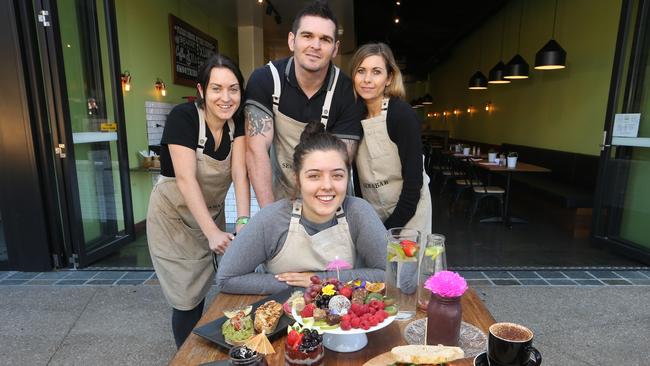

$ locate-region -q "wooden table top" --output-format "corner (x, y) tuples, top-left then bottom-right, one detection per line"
(474, 161), (551, 173)
(170, 288), (495, 366)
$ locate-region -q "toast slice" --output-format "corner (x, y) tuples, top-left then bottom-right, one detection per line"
(254, 300), (283, 334)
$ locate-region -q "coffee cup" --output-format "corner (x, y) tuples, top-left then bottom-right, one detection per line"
(487, 322), (542, 366)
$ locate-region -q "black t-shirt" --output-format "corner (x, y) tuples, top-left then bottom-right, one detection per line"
(244, 57), (364, 140)
(354, 97), (424, 229)
(160, 102), (244, 177)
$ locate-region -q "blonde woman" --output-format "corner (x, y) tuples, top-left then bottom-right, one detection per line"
(350, 42), (432, 237)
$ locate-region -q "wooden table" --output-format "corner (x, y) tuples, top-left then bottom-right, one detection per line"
(474, 161), (551, 227)
(170, 288), (495, 365)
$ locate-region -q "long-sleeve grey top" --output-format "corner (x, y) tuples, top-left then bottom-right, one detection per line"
(216, 197), (387, 295)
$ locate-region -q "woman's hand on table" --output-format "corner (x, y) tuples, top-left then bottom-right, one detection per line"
(207, 229), (234, 254)
(275, 272), (316, 287)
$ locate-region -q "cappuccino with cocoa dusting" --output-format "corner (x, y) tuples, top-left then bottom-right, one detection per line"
(490, 323), (533, 342)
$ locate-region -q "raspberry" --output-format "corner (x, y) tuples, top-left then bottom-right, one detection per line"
(369, 307), (376, 315)
(341, 314), (351, 322)
(361, 320), (370, 330)
(369, 316), (378, 326)
(300, 303), (315, 318)
(351, 317), (361, 328)
(340, 321), (351, 330)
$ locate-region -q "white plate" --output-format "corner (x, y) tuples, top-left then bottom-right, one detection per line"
(291, 307), (396, 335)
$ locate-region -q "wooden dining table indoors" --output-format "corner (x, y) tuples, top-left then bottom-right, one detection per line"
(170, 288), (495, 365)
(475, 161), (551, 227)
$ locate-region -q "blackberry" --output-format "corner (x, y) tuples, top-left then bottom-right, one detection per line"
(314, 294), (332, 309)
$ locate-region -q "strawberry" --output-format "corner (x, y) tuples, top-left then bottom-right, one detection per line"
(399, 240), (419, 257)
(287, 329), (302, 350)
(339, 286), (353, 299)
(300, 303), (315, 318)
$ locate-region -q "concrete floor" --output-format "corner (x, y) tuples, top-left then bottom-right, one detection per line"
(1, 285), (648, 365)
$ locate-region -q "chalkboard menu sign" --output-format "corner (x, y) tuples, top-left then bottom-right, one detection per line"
(169, 14), (218, 87)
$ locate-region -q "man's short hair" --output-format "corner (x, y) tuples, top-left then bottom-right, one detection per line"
(291, 0), (338, 41)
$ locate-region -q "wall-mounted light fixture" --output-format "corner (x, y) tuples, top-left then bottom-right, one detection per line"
(121, 71), (132, 91)
(467, 106), (476, 114)
(453, 108), (461, 116)
(427, 112), (434, 118)
(155, 78), (167, 97)
(443, 111), (448, 117)
(433, 112), (440, 118)
(485, 102), (493, 112)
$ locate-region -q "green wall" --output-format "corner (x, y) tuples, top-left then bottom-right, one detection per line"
(425, 0), (622, 156)
(115, 0), (239, 222)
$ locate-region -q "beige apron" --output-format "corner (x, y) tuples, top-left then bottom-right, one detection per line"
(147, 104), (234, 310)
(267, 58), (340, 200)
(356, 98), (432, 237)
(266, 200), (355, 274)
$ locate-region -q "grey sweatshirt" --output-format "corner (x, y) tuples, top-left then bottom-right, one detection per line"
(216, 197), (387, 294)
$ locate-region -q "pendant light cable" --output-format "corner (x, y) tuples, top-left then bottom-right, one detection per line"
(517, 0), (524, 52)
(552, 0), (559, 38)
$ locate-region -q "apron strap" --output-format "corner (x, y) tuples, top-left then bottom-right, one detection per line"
(380, 98), (389, 117)
(321, 65), (340, 127)
(227, 119), (235, 142)
(195, 103), (207, 159)
(268, 61), (282, 107)
(290, 199), (302, 225)
(290, 199), (346, 225)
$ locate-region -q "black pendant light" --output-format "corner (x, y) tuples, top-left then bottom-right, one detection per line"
(489, 14), (511, 84)
(535, 0), (567, 70)
(469, 71), (488, 90)
(421, 94), (433, 104)
(468, 34), (488, 90)
(504, 0), (529, 80)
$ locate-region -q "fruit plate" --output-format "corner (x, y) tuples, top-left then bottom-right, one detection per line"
(292, 307), (396, 352)
(193, 288), (293, 351)
(291, 308), (396, 335)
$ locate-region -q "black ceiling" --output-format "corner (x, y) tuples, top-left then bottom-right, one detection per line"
(354, 0), (508, 79)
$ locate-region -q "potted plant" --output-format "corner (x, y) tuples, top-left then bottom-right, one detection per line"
(507, 152), (518, 169)
(488, 149), (497, 163)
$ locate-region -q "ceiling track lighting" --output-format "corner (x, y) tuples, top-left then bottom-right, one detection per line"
(489, 14), (511, 84)
(535, 0), (567, 70)
(505, 0), (530, 80)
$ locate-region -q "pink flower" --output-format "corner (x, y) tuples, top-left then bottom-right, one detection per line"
(424, 271), (468, 298)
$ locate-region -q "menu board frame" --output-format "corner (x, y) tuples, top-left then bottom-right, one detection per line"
(169, 14), (218, 87)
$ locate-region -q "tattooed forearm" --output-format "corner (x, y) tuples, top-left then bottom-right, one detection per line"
(245, 105), (273, 137)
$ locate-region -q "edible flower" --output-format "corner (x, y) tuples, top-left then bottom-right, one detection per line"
(424, 271), (468, 298)
(322, 284), (336, 296)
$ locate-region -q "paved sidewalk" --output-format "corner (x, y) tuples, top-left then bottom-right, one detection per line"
(1, 278), (648, 365)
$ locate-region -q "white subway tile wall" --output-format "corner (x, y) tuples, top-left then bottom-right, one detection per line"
(224, 185), (260, 223)
(145, 101), (176, 146)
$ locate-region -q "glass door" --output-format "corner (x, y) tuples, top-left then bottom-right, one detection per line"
(36, 0), (134, 267)
(593, 0), (650, 264)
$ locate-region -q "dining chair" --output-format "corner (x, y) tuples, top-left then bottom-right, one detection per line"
(450, 157), (483, 212)
(466, 162), (505, 222)
(439, 155), (466, 195)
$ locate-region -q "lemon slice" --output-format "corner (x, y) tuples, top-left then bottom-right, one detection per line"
(223, 305), (253, 318)
(424, 246), (444, 259)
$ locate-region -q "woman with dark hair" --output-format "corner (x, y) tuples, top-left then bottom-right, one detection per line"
(146, 53), (249, 347)
(216, 122), (386, 295)
(350, 43), (432, 238)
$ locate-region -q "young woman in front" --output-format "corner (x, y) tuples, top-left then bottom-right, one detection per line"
(146, 54), (249, 348)
(216, 122), (386, 294)
(350, 43), (432, 238)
